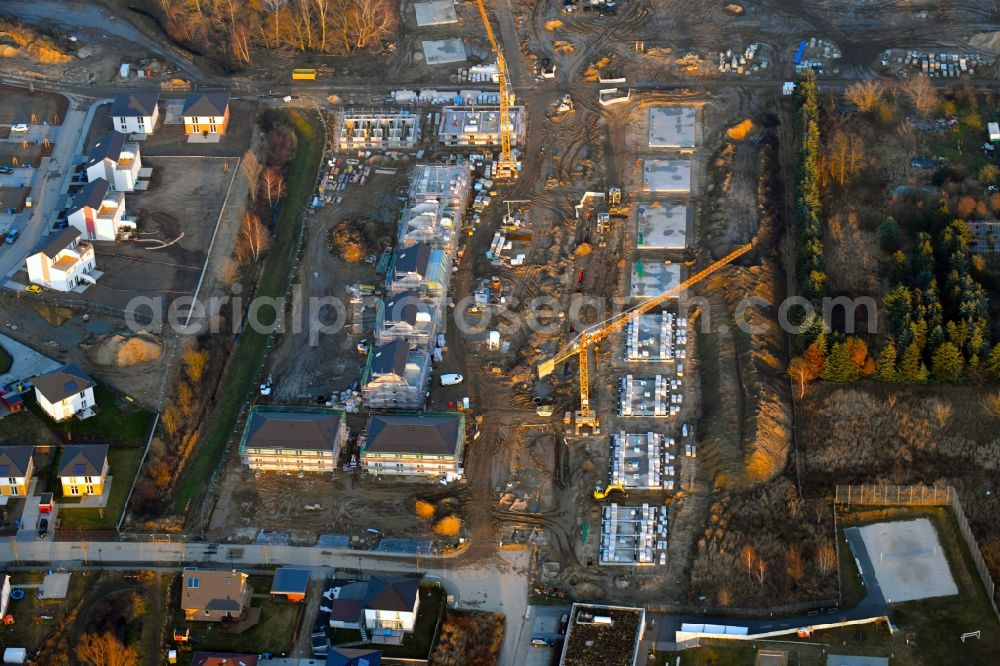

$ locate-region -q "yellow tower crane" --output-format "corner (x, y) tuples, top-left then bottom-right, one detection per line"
(538, 243), (754, 433)
(474, 0), (518, 179)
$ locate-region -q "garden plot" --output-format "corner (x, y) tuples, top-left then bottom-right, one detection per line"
(858, 518), (958, 603)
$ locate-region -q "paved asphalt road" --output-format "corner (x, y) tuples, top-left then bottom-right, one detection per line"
(1, 539), (530, 665)
(0, 97), (106, 282)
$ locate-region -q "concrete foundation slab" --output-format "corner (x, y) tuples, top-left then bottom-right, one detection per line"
(630, 260), (681, 298)
(422, 39), (467, 65)
(642, 159), (691, 193)
(648, 106), (696, 148)
(414, 0), (458, 26)
(636, 204), (689, 249)
(858, 518), (957, 603)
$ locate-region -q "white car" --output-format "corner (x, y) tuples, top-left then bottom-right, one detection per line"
(439, 373), (464, 386)
(10, 124), (28, 133)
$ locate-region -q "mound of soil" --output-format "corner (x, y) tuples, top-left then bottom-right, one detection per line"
(328, 219), (392, 263)
(91, 334), (163, 367)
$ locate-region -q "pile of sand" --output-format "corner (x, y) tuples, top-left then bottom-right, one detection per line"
(0, 24), (72, 63)
(969, 32), (1000, 54)
(544, 19), (563, 31)
(727, 119), (754, 141)
(92, 334), (163, 367)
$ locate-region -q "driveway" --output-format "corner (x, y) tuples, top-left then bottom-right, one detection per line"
(0, 332), (60, 385)
(511, 605), (570, 666)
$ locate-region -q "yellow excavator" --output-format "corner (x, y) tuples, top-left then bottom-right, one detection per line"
(593, 483), (627, 500)
(538, 243), (753, 433)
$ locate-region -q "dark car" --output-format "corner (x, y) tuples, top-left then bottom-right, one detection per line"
(37, 518), (49, 539)
(0, 166), (13, 175)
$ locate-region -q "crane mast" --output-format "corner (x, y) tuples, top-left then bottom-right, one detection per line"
(538, 243), (753, 432)
(474, 0), (518, 179)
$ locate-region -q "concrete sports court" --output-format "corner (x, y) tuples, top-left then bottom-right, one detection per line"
(858, 518), (958, 603)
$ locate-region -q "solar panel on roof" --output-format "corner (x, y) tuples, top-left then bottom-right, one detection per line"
(74, 463), (85, 474)
(0, 465), (8, 475)
(64, 381), (77, 393)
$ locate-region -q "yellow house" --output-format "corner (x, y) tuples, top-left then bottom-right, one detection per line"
(58, 444), (109, 497)
(0, 445), (34, 496)
(182, 92), (231, 139)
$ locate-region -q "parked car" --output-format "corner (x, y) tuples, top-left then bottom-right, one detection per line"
(10, 124), (28, 133)
(5, 229), (19, 244)
(439, 373), (464, 386)
(0, 166), (13, 175)
(530, 637), (554, 648)
(37, 518), (48, 539)
(23, 284), (42, 294)
(259, 375), (273, 396)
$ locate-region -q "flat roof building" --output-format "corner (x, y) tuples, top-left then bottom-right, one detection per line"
(559, 603), (646, 666)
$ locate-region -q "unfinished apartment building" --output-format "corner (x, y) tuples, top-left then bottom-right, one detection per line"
(361, 340), (430, 409)
(609, 432), (677, 491)
(336, 110), (421, 152)
(437, 106), (526, 147)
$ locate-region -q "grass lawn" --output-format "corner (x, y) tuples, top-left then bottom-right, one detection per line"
(174, 109), (324, 514)
(28, 385), (154, 445)
(0, 570), (90, 653)
(174, 599), (300, 656)
(835, 506), (1000, 665)
(57, 446), (144, 529)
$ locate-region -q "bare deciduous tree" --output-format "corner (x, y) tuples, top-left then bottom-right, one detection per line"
(241, 150), (262, 202)
(261, 167), (287, 207)
(183, 347), (209, 383)
(716, 586), (732, 607)
(786, 546), (805, 583)
(238, 211), (270, 263)
(740, 544), (756, 579)
(817, 540), (837, 576)
(76, 632), (139, 666)
(844, 80), (885, 113)
(350, 0), (397, 50)
(754, 558), (767, 587)
(902, 74), (939, 117)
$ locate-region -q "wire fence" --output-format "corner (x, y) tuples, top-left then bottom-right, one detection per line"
(647, 596), (840, 619)
(835, 484), (1000, 622)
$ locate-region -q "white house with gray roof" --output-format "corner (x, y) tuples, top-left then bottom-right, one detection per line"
(86, 132), (142, 193)
(67, 178), (132, 241)
(32, 363), (96, 422)
(110, 92), (160, 138)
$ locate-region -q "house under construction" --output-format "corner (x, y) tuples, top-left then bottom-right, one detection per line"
(437, 106), (526, 147)
(335, 110), (421, 151)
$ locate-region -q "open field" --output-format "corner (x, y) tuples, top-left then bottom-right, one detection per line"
(0, 570), (91, 654)
(0, 83), (66, 125)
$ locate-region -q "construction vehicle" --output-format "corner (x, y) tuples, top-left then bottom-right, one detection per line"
(537, 243), (753, 433)
(593, 483), (627, 500)
(474, 0), (518, 179)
